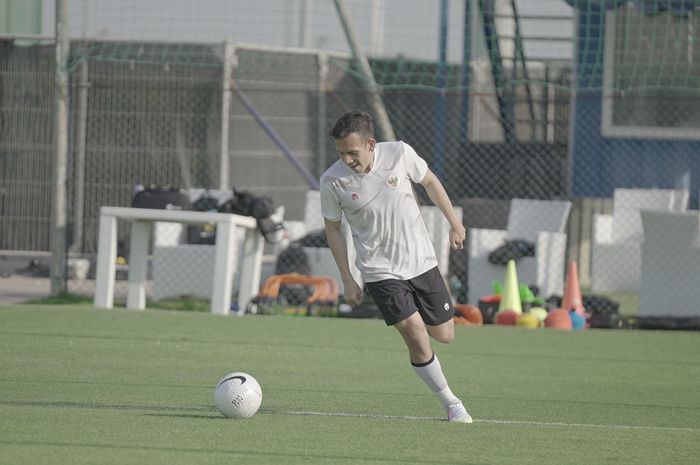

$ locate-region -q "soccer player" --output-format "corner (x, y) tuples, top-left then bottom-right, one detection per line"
(321, 110), (472, 423)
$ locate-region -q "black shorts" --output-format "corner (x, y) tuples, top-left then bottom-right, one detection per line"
(365, 267), (454, 326)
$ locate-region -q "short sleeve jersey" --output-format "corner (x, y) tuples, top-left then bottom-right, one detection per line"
(320, 141), (438, 282)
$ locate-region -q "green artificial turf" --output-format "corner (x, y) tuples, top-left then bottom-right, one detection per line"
(1, 305), (698, 465)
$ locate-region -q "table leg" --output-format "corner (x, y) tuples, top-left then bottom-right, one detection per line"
(94, 214), (117, 309)
(238, 228), (264, 314)
(127, 220), (151, 310)
(212, 219), (236, 315)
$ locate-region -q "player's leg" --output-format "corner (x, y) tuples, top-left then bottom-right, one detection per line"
(405, 268), (473, 423)
(365, 277), (472, 423)
(394, 313), (472, 423)
(365, 279), (434, 363)
(393, 311), (433, 363)
(394, 313), (458, 404)
(410, 267), (456, 344)
(426, 317), (454, 343)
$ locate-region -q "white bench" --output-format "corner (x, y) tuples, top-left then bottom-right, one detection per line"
(93, 206), (264, 315)
(639, 210), (700, 318)
(591, 188), (689, 292)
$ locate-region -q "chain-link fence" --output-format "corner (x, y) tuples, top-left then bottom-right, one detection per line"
(1, 0), (699, 322)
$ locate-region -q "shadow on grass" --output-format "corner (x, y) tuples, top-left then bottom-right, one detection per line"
(0, 438), (485, 465)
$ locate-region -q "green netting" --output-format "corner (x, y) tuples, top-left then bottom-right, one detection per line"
(611, 6), (700, 93)
(71, 41), (223, 71)
(68, 1), (699, 95)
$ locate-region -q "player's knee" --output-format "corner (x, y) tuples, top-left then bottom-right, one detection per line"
(430, 326), (454, 344)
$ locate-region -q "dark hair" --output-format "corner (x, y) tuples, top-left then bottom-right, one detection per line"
(329, 110), (374, 140)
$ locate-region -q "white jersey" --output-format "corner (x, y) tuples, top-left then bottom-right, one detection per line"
(320, 141), (438, 282)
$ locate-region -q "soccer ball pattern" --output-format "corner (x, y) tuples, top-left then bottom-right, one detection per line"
(214, 372), (263, 419)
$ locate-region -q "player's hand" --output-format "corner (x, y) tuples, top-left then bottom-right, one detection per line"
(449, 224), (466, 250)
(343, 280), (364, 307)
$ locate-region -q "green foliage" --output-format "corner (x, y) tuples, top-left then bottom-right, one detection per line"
(149, 296), (212, 313)
(24, 294), (212, 313)
(23, 292), (94, 306)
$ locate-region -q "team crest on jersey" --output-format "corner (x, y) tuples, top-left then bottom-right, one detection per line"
(351, 192), (359, 201)
(386, 173), (400, 189)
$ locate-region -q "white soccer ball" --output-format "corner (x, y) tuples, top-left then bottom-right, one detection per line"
(214, 372), (263, 419)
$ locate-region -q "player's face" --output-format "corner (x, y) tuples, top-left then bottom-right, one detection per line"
(335, 132), (376, 174)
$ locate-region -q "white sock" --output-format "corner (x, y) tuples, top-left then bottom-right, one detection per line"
(411, 353), (460, 407)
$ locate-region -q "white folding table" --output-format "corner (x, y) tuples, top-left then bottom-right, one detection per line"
(93, 206), (264, 315)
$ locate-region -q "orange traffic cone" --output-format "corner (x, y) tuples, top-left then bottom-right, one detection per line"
(561, 261), (585, 317)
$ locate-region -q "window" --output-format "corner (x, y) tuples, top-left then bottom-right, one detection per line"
(601, 5), (700, 140)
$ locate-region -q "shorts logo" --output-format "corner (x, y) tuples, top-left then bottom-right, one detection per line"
(444, 302), (450, 311)
(351, 192), (359, 201)
(386, 174), (400, 189)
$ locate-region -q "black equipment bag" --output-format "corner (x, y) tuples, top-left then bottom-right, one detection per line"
(218, 189), (283, 243)
(132, 186), (190, 210)
(488, 239), (536, 265)
(187, 191), (220, 245)
(274, 245), (312, 305)
(218, 189), (275, 219)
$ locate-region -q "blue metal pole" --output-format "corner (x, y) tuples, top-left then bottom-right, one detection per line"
(460, 0), (471, 145)
(435, 0), (449, 180)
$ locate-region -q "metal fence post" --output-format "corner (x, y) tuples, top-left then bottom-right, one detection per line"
(51, 0), (69, 294)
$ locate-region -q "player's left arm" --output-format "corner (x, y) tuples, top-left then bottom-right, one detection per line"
(419, 169), (466, 250)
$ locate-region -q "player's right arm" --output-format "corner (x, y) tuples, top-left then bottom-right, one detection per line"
(324, 218), (363, 307)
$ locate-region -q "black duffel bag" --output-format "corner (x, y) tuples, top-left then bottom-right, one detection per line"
(132, 186), (190, 210)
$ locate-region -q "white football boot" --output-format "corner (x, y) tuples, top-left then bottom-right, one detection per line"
(446, 401), (473, 423)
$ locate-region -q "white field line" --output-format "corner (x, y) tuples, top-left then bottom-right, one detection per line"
(278, 410), (699, 433)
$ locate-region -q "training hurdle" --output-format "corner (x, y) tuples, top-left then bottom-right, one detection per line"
(93, 206), (264, 315)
